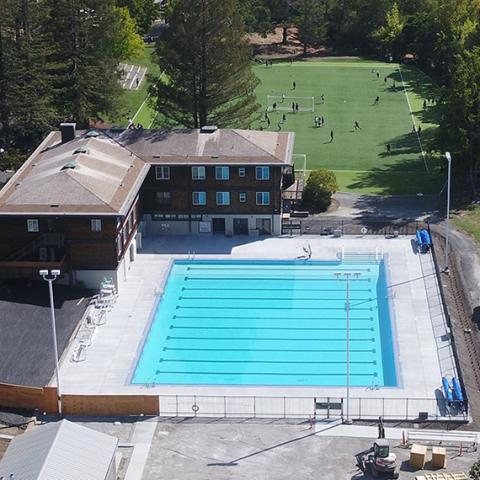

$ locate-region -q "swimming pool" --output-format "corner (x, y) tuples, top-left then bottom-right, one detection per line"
(131, 260), (398, 387)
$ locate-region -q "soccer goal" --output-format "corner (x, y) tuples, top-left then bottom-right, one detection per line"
(267, 95), (315, 112)
(292, 154), (307, 174)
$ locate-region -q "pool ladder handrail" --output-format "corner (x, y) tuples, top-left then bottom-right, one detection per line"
(187, 251), (196, 261)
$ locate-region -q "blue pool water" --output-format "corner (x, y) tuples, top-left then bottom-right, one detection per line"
(131, 260), (397, 387)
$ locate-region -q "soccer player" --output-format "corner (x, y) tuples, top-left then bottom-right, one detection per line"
(330, 130), (334, 142)
(386, 143), (391, 154)
(278, 122), (282, 131)
(292, 101), (295, 113)
(376, 72), (380, 79)
(354, 121), (361, 130)
(423, 100), (427, 109)
(418, 126), (422, 135)
(374, 96), (380, 105)
(293, 81), (296, 90)
(267, 117), (271, 127)
(321, 94), (325, 104)
(384, 77), (387, 84)
(321, 116), (325, 126)
(273, 102), (277, 110)
(295, 103), (299, 112)
(314, 117), (319, 127)
(282, 113), (286, 123)
(282, 94), (286, 103)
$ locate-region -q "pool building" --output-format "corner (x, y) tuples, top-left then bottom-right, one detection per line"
(0, 124), (294, 289)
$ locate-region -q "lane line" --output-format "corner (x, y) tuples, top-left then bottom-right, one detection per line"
(398, 66), (429, 173)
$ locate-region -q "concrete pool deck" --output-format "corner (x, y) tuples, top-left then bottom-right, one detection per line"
(57, 235), (460, 420)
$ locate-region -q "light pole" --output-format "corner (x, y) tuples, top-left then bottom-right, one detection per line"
(444, 152), (452, 273)
(335, 271), (361, 424)
(39, 269), (62, 415)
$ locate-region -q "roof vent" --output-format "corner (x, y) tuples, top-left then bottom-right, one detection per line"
(60, 123), (76, 143)
(86, 130), (100, 138)
(200, 125), (218, 134)
(61, 160), (77, 170)
(73, 146), (89, 155)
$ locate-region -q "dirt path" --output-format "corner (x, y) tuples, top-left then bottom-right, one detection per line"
(431, 224), (480, 429)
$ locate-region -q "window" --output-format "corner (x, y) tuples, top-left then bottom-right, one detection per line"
(239, 192), (247, 203)
(216, 192), (230, 205)
(256, 166), (270, 180)
(192, 166), (206, 180)
(155, 166), (170, 180)
(215, 166), (229, 180)
(256, 192), (270, 205)
(91, 219), (102, 232)
(192, 191), (206, 205)
(27, 219), (39, 232)
(156, 191), (171, 205)
(238, 167), (246, 177)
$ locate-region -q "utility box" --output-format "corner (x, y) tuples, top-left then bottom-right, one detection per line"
(431, 446), (447, 468)
(410, 444), (428, 469)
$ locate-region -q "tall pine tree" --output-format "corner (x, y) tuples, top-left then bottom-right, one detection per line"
(150, 0), (260, 129)
(45, 0), (122, 126)
(0, 0), (56, 154)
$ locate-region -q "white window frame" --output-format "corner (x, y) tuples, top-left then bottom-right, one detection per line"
(239, 192), (247, 203)
(192, 166), (206, 180)
(215, 166), (229, 180)
(238, 167), (246, 177)
(91, 219), (102, 232)
(256, 166), (270, 180)
(155, 166), (170, 180)
(256, 192), (270, 205)
(192, 191), (206, 205)
(216, 192), (230, 205)
(27, 219), (39, 232)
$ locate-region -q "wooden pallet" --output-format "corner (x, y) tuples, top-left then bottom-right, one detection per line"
(415, 472), (468, 480)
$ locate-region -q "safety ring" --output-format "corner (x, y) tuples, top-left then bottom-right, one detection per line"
(192, 404), (199, 413)
(361, 227), (368, 234)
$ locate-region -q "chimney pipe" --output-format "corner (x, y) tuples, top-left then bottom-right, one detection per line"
(60, 123), (76, 144)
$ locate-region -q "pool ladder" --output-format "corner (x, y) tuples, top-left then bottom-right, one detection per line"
(187, 251), (196, 261)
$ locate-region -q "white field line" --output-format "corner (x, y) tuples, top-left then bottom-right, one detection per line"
(130, 94), (150, 125)
(398, 66), (429, 173)
(144, 70), (166, 128)
(135, 67), (148, 90)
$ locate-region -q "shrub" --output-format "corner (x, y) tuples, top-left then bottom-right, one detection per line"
(302, 168), (338, 212)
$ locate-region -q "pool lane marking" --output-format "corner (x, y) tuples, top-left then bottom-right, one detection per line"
(153, 370), (378, 377)
(172, 315), (375, 321)
(164, 347), (376, 353)
(176, 305), (374, 311)
(184, 276), (372, 281)
(159, 359), (376, 364)
(166, 336), (375, 341)
(171, 326), (374, 331)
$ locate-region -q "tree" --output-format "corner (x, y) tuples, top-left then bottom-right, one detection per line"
(372, 2), (404, 58)
(471, 460), (480, 480)
(117, 0), (160, 35)
(302, 169), (338, 212)
(45, 0), (123, 127)
(0, 0), (57, 151)
(150, 0), (260, 129)
(293, 0), (326, 55)
(113, 7), (144, 61)
(438, 48), (480, 194)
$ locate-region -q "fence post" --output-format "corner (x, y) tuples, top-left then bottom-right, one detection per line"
(194, 395), (197, 417)
(224, 396), (227, 418)
(327, 397), (330, 419)
(359, 397), (361, 419)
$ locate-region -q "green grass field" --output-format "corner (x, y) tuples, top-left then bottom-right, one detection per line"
(253, 59), (444, 195)
(110, 44), (160, 128)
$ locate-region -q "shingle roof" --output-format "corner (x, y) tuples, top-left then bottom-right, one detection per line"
(0, 420), (118, 480)
(0, 128), (294, 215)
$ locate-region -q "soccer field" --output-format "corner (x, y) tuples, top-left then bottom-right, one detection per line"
(253, 60), (443, 194)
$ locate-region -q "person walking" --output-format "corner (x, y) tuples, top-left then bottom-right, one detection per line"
(354, 121), (361, 130)
(330, 130), (334, 142)
(293, 81), (296, 90)
(292, 101), (295, 113)
(374, 96), (380, 105)
(295, 102), (299, 112)
(282, 113), (286, 123)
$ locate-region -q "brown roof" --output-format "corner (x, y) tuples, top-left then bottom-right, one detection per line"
(0, 128), (294, 216)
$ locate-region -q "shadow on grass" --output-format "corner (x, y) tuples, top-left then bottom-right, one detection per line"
(345, 155), (444, 196)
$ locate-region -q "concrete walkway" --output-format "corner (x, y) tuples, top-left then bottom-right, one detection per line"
(124, 420), (157, 480)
